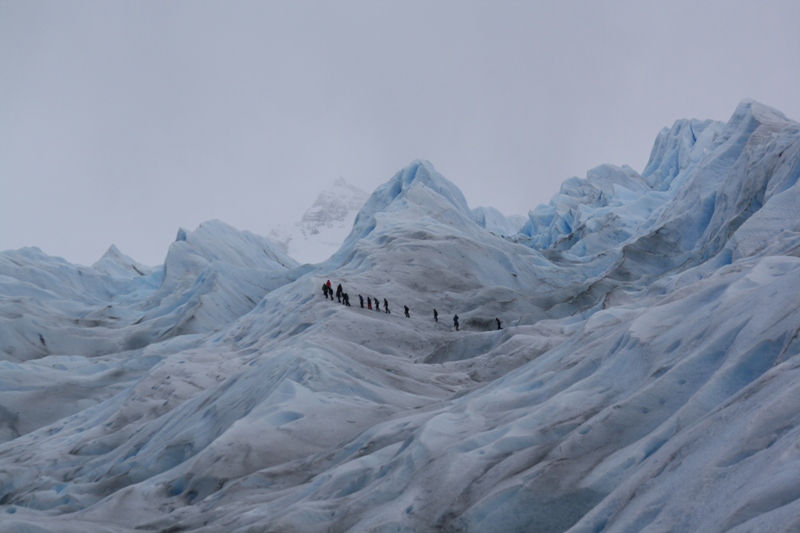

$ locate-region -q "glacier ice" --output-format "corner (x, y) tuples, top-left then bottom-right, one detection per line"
(1, 99), (800, 532)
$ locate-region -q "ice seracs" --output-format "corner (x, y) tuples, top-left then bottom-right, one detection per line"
(92, 245), (153, 278)
(1, 100), (800, 533)
(0, 221), (297, 444)
(472, 206), (527, 237)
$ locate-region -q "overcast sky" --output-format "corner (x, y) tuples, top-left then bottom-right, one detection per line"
(2, 1), (799, 266)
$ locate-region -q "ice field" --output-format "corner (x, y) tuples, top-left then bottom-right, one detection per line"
(1, 100), (800, 532)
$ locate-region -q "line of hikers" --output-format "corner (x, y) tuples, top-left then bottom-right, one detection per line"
(321, 280), (502, 331)
(322, 281), (353, 306)
(322, 280), (390, 313)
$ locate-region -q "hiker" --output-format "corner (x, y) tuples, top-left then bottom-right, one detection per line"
(404, 305), (410, 318)
(336, 284), (343, 303)
(384, 298), (390, 313)
(322, 284), (329, 299)
(359, 295), (364, 308)
(367, 297), (372, 310)
(374, 297), (381, 312)
(326, 280), (332, 290)
(496, 317), (502, 330)
(453, 314), (459, 331)
(344, 293), (350, 306)
(433, 309), (438, 322)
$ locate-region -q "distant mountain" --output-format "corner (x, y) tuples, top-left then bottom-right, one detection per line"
(268, 177), (370, 264)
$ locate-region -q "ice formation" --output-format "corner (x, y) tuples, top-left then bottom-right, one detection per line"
(1, 99), (799, 532)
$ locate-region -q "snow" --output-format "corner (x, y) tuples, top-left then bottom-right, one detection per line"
(1, 99), (800, 532)
(268, 177), (370, 265)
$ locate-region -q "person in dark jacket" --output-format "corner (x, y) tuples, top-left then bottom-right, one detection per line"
(336, 284), (343, 303)
(433, 309), (438, 322)
(374, 297), (381, 312)
(359, 295), (364, 308)
(384, 299), (390, 313)
(453, 314), (459, 331)
(322, 284), (329, 299)
(367, 297), (372, 310)
(343, 293), (350, 306)
(496, 317), (502, 330)
(404, 305), (410, 318)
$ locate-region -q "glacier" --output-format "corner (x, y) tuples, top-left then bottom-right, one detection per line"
(0, 99), (799, 532)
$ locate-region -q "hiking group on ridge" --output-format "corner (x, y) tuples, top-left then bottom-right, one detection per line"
(321, 280), (503, 332)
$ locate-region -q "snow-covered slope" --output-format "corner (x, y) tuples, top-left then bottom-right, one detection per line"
(268, 177), (370, 264)
(1, 100), (799, 533)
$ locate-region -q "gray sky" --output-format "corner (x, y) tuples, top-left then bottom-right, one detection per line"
(2, 1), (799, 266)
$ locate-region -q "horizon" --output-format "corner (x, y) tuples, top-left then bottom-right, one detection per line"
(2, 1), (799, 266)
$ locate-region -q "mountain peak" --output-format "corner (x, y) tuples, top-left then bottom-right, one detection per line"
(268, 178), (369, 264)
